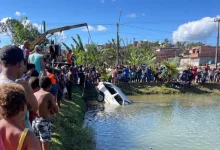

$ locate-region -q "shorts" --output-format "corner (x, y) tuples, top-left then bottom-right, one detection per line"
(57, 92), (63, 102)
(50, 84), (58, 96)
(88, 80), (92, 85)
(32, 117), (52, 142)
(63, 87), (68, 94)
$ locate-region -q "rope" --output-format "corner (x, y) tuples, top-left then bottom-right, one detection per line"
(86, 26), (93, 44)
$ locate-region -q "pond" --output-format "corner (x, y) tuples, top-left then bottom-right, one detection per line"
(84, 95), (220, 150)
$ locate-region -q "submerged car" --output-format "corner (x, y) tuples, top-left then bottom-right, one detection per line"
(96, 82), (132, 105)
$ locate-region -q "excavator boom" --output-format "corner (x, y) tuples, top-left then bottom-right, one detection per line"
(30, 23), (88, 50)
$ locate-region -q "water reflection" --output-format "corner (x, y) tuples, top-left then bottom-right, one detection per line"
(84, 95), (220, 150)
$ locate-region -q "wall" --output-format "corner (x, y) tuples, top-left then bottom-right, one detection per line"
(180, 58), (199, 66)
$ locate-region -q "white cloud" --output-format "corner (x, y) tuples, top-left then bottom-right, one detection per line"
(97, 25), (108, 31)
(22, 20), (41, 31)
(1, 17), (11, 23)
(33, 23), (42, 31)
(82, 25), (108, 32)
(55, 31), (67, 39)
(15, 11), (21, 16)
(82, 25), (96, 32)
(127, 13), (136, 18)
(101, 0), (105, 3)
(172, 16), (218, 43)
(54, 31), (67, 44)
(141, 13), (146, 17)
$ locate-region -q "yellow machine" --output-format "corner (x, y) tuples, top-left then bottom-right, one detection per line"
(29, 23), (88, 51)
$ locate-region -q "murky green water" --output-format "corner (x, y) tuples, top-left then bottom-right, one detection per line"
(84, 95), (220, 150)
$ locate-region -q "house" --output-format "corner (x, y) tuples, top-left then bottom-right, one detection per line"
(156, 48), (182, 63)
(180, 46), (220, 66)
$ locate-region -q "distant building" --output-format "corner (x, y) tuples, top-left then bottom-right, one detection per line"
(84, 44), (104, 51)
(133, 41), (138, 47)
(156, 48), (182, 63)
(180, 46), (220, 66)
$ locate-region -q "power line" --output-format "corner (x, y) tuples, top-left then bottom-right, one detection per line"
(120, 24), (217, 39)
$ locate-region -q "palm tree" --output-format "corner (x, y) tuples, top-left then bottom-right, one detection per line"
(162, 38), (170, 47)
(102, 39), (118, 65)
(162, 60), (178, 82)
(72, 34), (84, 51)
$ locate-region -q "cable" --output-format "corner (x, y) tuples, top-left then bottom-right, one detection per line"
(120, 24), (217, 39)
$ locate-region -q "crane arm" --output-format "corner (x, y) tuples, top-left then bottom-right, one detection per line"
(30, 23), (88, 50)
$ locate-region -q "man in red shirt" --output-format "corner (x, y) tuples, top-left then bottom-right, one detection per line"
(66, 50), (72, 64)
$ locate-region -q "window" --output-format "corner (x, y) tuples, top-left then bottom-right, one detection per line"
(104, 83), (117, 95)
(114, 94), (123, 105)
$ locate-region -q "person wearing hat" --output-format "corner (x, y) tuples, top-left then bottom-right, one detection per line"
(28, 45), (45, 75)
(0, 45), (38, 130)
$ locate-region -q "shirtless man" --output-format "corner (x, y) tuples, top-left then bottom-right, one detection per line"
(32, 76), (59, 150)
(0, 84), (41, 150)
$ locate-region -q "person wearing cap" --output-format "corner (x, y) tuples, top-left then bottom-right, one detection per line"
(28, 45), (45, 75)
(0, 45), (38, 130)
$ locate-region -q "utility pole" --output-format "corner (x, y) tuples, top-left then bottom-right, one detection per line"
(214, 18), (220, 69)
(116, 11), (122, 66)
(42, 21), (46, 33)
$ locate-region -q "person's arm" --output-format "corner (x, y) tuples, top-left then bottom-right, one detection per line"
(26, 131), (41, 150)
(17, 80), (38, 112)
(41, 56), (46, 76)
(48, 94), (59, 114)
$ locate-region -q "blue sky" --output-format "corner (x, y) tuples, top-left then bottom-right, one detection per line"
(0, 0), (220, 48)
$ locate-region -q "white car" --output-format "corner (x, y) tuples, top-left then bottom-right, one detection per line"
(96, 82), (132, 105)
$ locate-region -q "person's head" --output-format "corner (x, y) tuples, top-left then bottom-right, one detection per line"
(23, 41), (30, 49)
(34, 45), (42, 54)
(0, 45), (25, 79)
(68, 50), (72, 53)
(47, 68), (53, 74)
(27, 63), (36, 72)
(39, 76), (52, 92)
(0, 84), (27, 120)
(27, 69), (39, 77)
(69, 66), (73, 72)
(28, 77), (40, 93)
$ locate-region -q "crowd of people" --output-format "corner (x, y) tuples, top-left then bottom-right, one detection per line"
(95, 64), (220, 88)
(0, 44), (75, 150)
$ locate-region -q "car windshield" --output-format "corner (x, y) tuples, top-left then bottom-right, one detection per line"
(103, 83), (117, 95)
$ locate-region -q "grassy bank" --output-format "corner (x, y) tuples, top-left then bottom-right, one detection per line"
(117, 82), (220, 95)
(51, 86), (94, 150)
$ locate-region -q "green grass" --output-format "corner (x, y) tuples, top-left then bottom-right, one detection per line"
(117, 82), (220, 95)
(51, 87), (95, 150)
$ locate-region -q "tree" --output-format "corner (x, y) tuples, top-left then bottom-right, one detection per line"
(72, 34), (84, 51)
(62, 35), (103, 66)
(186, 42), (205, 48)
(162, 38), (170, 47)
(0, 17), (40, 45)
(162, 60), (178, 82)
(125, 45), (156, 66)
(102, 39), (118, 65)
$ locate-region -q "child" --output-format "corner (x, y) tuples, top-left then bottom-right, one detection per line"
(32, 76), (59, 150)
(28, 77), (40, 123)
(47, 68), (58, 98)
(0, 84), (41, 150)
